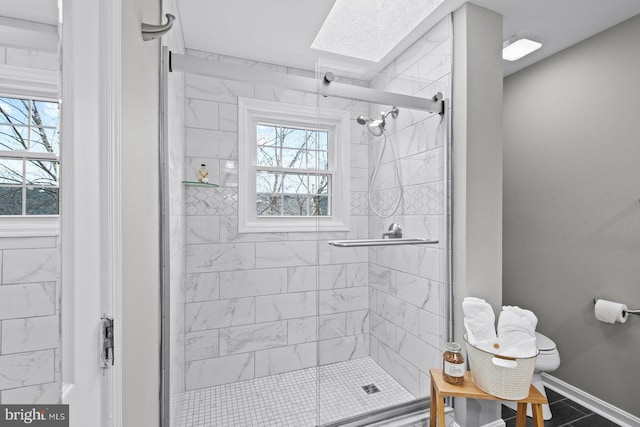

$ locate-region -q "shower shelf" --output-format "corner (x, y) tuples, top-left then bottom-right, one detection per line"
(328, 238), (438, 248)
(182, 181), (219, 187)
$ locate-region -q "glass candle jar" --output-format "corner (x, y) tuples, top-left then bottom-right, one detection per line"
(443, 342), (465, 385)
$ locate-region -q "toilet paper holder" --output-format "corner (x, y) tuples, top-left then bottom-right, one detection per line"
(594, 298), (640, 316)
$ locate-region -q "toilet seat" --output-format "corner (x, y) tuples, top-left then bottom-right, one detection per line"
(535, 332), (556, 351)
(535, 332), (560, 372)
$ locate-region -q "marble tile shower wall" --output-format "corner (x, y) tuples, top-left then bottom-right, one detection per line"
(0, 27), (60, 404)
(182, 49), (373, 390)
(367, 17), (452, 398)
(0, 239), (61, 404)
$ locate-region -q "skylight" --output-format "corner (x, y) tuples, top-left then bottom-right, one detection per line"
(311, 0), (446, 63)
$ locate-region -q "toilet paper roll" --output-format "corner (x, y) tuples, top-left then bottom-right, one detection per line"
(595, 299), (628, 324)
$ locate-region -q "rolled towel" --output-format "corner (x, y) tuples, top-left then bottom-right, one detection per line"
(503, 306), (538, 330)
(498, 336), (537, 358)
(462, 297), (497, 345)
(497, 306), (538, 358)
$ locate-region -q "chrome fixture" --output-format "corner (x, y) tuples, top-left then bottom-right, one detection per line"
(142, 13), (176, 41)
(382, 223), (402, 239)
(594, 298), (640, 316)
(357, 106), (399, 136)
(323, 71), (335, 83)
(328, 238), (438, 248)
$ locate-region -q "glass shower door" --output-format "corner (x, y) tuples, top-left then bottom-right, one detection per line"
(163, 13), (452, 424)
(314, 33), (451, 424)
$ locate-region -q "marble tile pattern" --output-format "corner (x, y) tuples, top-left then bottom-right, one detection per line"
(181, 50), (379, 390)
(174, 357), (415, 427)
(177, 17), (451, 397)
(366, 16), (452, 398)
(0, 38), (63, 404)
(0, 242), (61, 403)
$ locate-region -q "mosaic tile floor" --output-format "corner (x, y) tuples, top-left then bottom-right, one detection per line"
(172, 357), (416, 427)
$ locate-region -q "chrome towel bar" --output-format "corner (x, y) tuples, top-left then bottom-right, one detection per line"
(328, 238), (438, 248)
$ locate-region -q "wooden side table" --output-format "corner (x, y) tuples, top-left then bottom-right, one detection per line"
(429, 368), (547, 427)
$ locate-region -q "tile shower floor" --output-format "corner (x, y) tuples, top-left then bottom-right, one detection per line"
(172, 357), (416, 427)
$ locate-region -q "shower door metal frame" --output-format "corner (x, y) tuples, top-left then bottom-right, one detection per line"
(160, 47), (454, 426)
(160, 45), (172, 427)
(169, 52), (445, 115)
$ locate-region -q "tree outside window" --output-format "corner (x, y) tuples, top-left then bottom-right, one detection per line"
(255, 124), (331, 217)
(238, 97), (350, 233)
(0, 96), (60, 215)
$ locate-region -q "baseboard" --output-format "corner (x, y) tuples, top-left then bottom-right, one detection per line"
(450, 420), (504, 427)
(542, 373), (640, 427)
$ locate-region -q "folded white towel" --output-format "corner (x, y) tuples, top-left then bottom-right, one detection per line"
(497, 306), (538, 358)
(462, 297), (497, 346)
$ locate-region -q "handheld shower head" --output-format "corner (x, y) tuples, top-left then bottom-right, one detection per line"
(356, 106), (400, 136)
(367, 120), (385, 136)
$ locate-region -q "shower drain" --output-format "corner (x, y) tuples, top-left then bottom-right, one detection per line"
(361, 384), (380, 394)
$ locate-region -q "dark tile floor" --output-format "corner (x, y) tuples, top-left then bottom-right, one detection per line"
(502, 388), (621, 427)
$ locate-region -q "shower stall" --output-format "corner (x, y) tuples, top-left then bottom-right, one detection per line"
(162, 15), (453, 427)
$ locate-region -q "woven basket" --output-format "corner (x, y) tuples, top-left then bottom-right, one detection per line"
(463, 333), (538, 400)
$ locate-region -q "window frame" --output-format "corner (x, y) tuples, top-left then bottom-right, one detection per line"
(238, 97), (350, 233)
(0, 64), (60, 237)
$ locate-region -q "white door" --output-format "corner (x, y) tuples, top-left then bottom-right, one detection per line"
(60, 0), (121, 426)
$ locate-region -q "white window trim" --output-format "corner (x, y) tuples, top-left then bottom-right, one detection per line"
(238, 97), (350, 233)
(0, 65), (60, 237)
(0, 64), (59, 99)
(0, 215), (59, 237)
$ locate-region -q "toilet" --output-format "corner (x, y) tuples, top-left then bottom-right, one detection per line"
(504, 331), (561, 420)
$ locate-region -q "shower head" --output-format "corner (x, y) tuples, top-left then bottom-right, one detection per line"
(367, 120), (385, 136)
(356, 106), (400, 136)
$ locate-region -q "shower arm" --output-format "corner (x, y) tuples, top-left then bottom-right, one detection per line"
(381, 107), (399, 121)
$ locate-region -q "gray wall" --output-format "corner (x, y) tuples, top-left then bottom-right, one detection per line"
(121, 0), (161, 425)
(452, 4), (503, 425)
(503, 14), (640, 417)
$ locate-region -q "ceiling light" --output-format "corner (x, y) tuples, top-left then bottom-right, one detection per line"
(502, 38), (542, 61)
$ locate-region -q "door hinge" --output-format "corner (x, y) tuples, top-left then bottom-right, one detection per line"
(102, 315), (114, 368)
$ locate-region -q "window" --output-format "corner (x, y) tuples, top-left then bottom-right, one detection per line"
(238, 98), (350, 233)
(256, 124), (330, 216)
(0, 95), (60, 216)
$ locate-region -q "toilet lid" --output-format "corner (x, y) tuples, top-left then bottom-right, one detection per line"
(535, 332), (556, 351)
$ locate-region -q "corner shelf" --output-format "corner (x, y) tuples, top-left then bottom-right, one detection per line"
(182, 181), (219, 187)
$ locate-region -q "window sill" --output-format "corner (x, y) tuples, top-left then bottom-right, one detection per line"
(0, 216), (60, 238)
(239, 216), (350, 234)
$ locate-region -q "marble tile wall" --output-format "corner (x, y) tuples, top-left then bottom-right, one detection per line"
(0, 21), (61, 404)
(367, 16), (452, 398)
(182, 50), (372, 390)
(0, 238), (61, 404)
